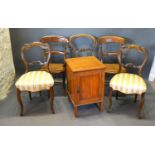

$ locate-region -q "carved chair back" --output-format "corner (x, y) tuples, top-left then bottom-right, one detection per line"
(69, 34), (97, 57)
(118, 44), (148, 76)
(98, 36), (126, 63)
(21, 42), (50, 73)
(40, 35), (69, 62)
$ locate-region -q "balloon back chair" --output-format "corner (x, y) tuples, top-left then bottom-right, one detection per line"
(108, 44), (148, 119)
(15, 42), (55, 116)
(98, 35), (126, 75)
(69, 34), (97, 57)
(40, 35), (69, 90)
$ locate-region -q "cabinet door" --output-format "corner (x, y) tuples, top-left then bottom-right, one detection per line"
(77, 70), (104, 104)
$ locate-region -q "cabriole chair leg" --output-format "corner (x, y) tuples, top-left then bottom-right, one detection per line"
(16, 88), (24, 116)
(138, 93), (145, 119)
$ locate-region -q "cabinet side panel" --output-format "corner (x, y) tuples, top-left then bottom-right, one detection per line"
(66, 66), (78, 105)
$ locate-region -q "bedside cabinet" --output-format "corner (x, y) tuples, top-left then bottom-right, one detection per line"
(65, 56), (106, 117)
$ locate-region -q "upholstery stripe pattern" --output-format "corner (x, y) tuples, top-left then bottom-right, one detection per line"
(15, 71), (54, 92)
(110, 73), (147, 95)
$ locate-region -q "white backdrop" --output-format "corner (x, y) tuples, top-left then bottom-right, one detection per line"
(149, 56), (155, 81)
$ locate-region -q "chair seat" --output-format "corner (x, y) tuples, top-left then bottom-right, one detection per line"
(49, 63), (65, 73)
(41, 63), (65, 73)
(110, 73), (147, 95)
(15, 71), (54, 92)
(104, 64), (126, 74)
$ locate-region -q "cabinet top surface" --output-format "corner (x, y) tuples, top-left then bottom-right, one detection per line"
(65, 56), (106, 72)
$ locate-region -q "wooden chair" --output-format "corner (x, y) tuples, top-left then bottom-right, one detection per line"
(108, 44), (148, 119)
(15, 42), (55, 116)
(40, 35), (69, 90)
(98, 36), (126, 74)
(69, 34), (97, 57)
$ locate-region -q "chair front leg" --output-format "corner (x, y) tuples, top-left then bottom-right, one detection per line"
(138, 93), (145, 119)
(16, 88), (24, 116)
(50, 87), (55, 114)
(108, 87), (113, 112)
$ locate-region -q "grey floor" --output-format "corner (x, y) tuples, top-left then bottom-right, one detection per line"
(0, 79), (155, 125)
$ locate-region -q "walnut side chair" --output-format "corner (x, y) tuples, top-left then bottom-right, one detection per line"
(108, 44), (148, 119)
(40, 35), (69, 91)
(69, 34), (97, 57)
(15, 42), (55, 116)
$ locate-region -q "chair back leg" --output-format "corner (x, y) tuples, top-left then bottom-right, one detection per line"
(28, 91), (32, 100)
(116, 91), (119, 100)
(134, 94), (138, 103)
(50, 87), (55, 114)
(108, 87), (113, 112)
(62, 72), (66, 92)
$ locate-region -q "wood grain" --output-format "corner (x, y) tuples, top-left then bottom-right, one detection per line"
(65, 56), (106, 72)
(66, 56), (106, 117)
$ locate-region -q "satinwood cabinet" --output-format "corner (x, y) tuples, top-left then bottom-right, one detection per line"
(65, 56), (106, 117)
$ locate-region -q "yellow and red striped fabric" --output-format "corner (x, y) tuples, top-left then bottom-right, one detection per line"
(110, 73), (147, 95)
(15, 71), (54, 92)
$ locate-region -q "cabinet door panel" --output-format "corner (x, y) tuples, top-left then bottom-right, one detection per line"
(78, 71), (103, 104)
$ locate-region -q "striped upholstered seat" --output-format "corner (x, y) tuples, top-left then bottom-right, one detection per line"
(110, 73), (147, 95)
(15, 71), (54, 92)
